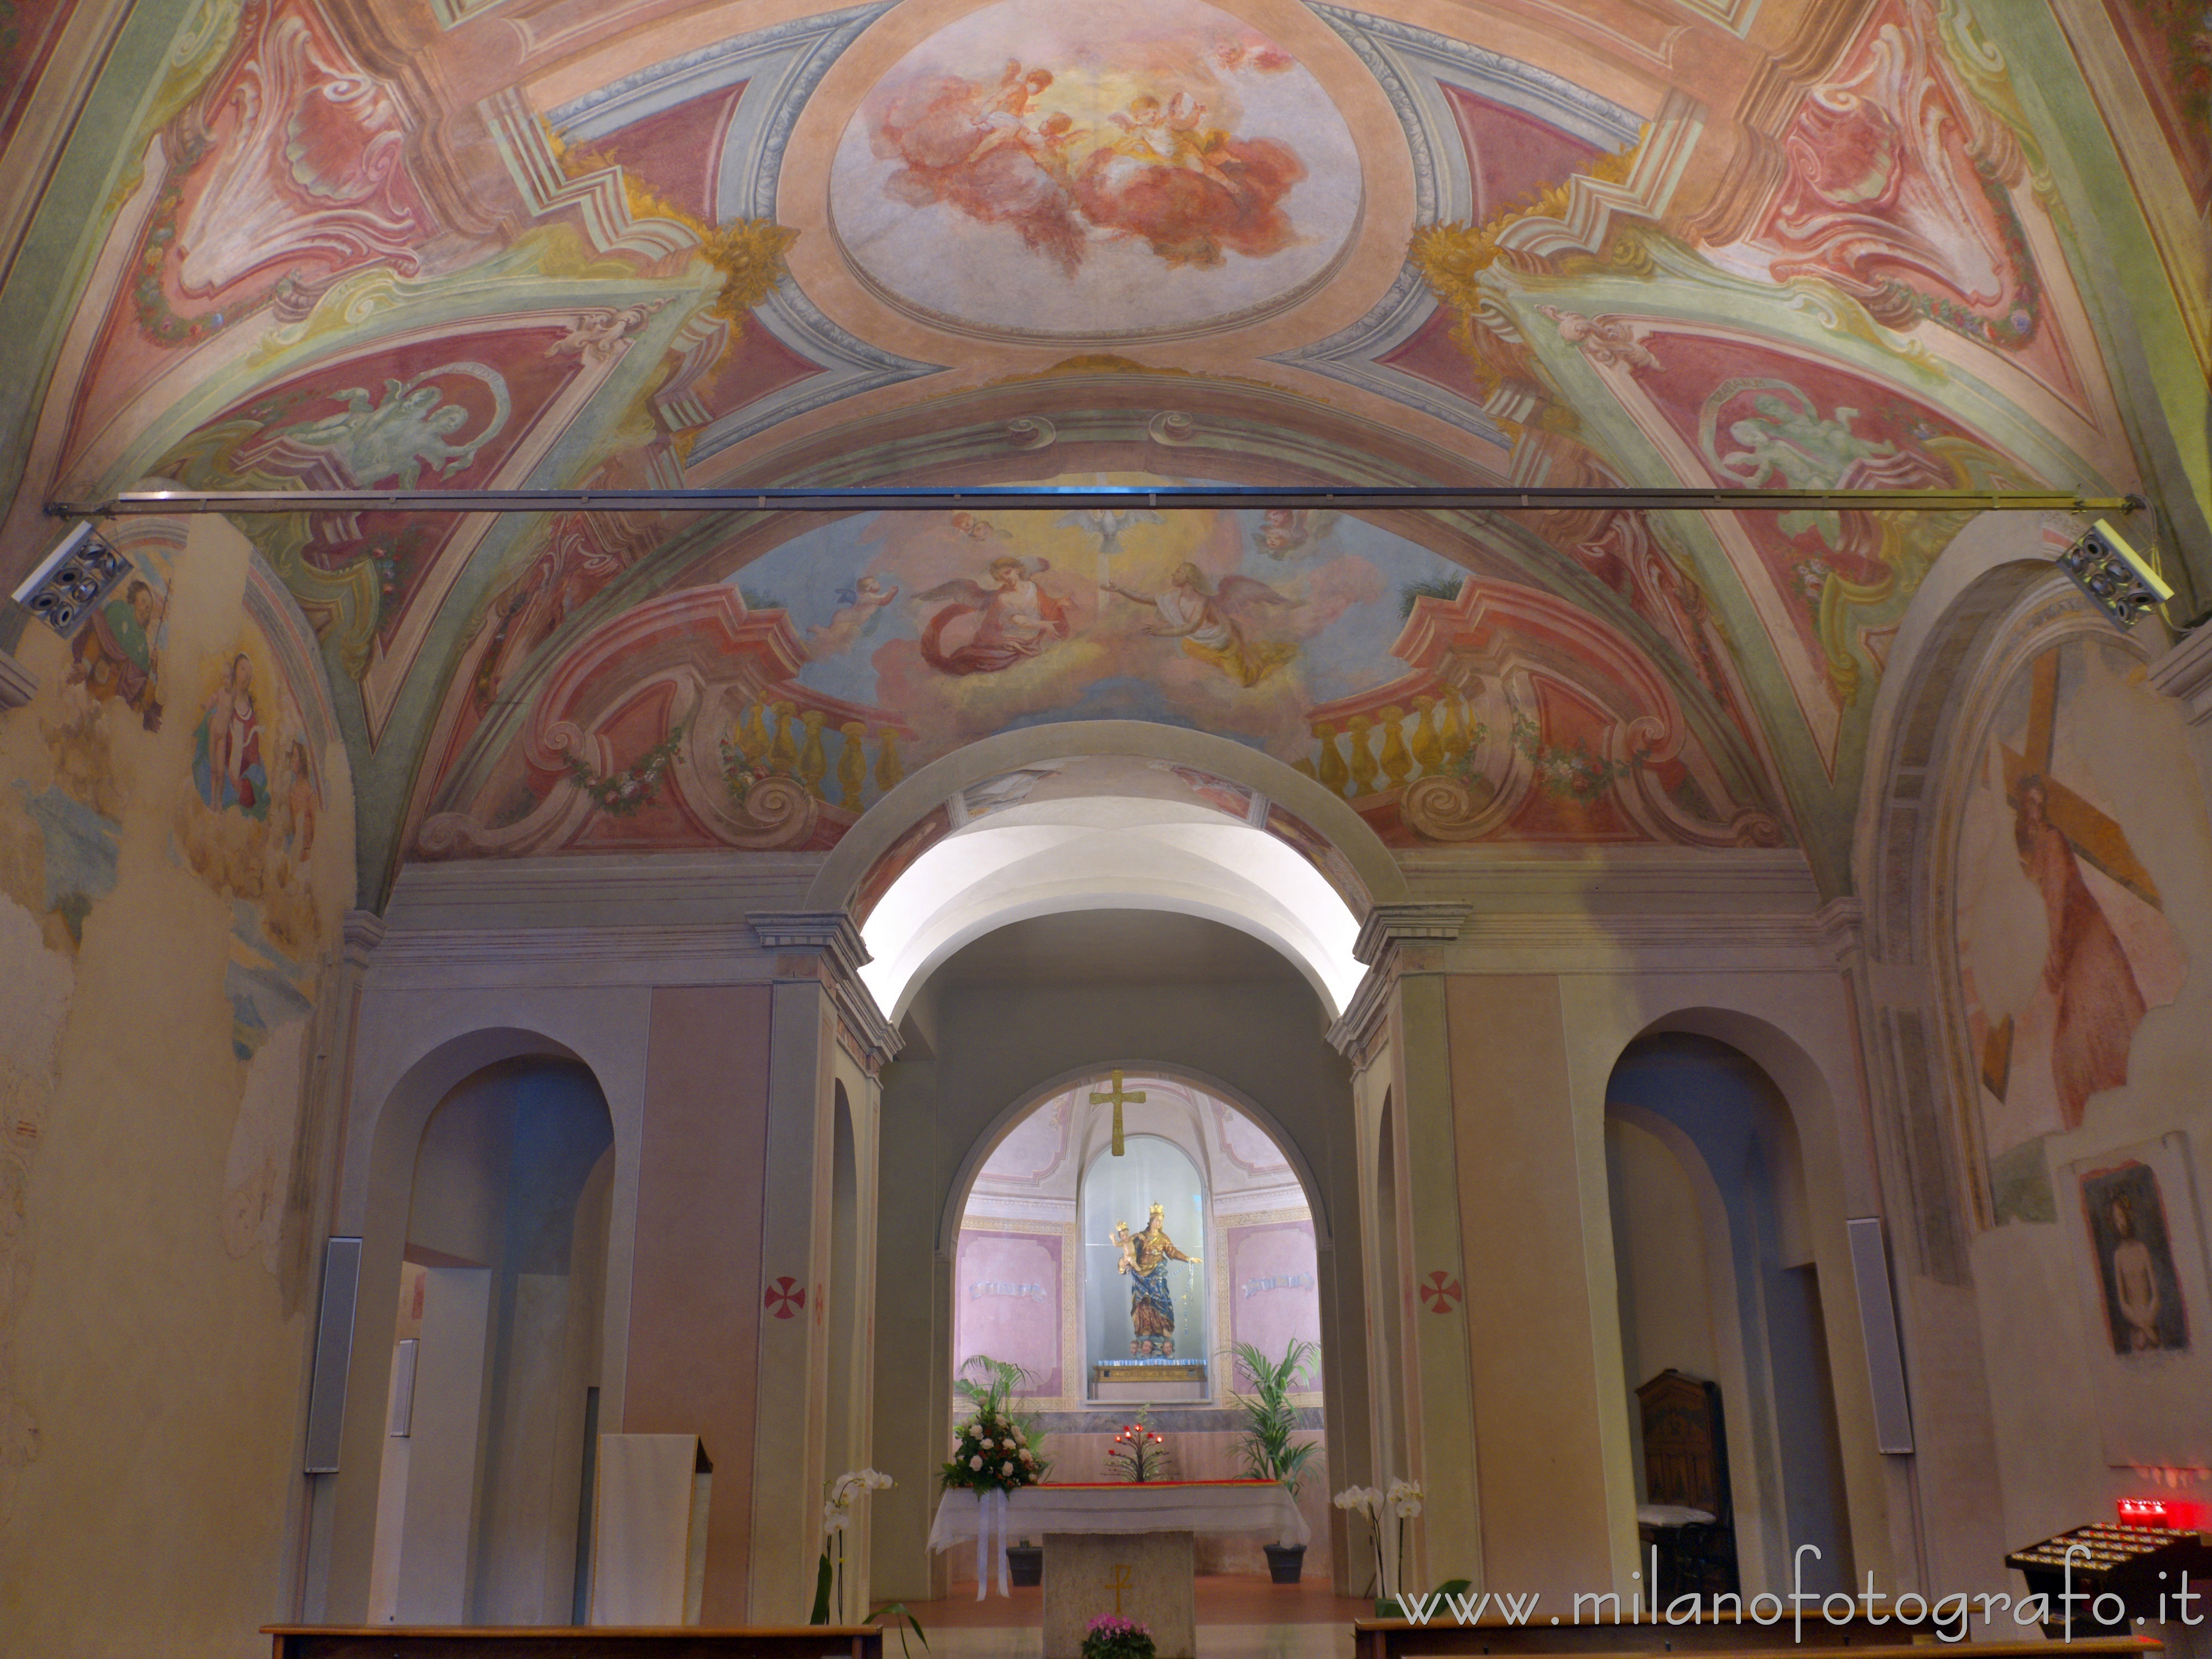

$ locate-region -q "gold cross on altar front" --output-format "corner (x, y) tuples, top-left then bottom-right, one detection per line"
(1092, 1071), (1145, 1156)
(1107, 1564), (1133, 1616)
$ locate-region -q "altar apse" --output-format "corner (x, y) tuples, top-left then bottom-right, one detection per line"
(951, 1073), (1328, 1577)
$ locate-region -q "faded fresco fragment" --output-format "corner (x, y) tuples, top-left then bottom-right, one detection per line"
(170, 575), (340, 1061)
(0, 518), (353, 1548)
(1955, 639), (2192, 1222)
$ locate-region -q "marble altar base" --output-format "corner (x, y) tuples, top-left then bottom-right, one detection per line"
(1042, 1530), (1195, 1659)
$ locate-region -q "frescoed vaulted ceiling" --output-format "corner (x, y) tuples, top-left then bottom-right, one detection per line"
(1, 0), (2206, 901)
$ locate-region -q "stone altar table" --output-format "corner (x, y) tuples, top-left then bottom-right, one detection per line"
(928, 1480), (1309, 1659)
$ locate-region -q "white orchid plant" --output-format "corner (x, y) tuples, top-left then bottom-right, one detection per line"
(813, 1468), (895, 1626)
(1335, 1478), (1425, 1606)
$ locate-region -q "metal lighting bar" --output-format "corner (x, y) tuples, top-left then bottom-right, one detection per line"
(53, 484), (2142, 518)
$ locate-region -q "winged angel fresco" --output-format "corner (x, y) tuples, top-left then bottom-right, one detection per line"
(1103, 563), (1300, 687)
(916, 555), (1074, 675)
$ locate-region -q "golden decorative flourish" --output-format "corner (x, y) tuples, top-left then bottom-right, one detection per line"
(1406, 143), (1640, 307)
(701, 218), (800, 327)
(552, 128), (797, 351)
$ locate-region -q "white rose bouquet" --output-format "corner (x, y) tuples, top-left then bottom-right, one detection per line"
(941, 1354), (1051, 1494)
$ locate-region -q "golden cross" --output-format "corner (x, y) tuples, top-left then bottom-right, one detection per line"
(1091, 1070), (1146, 1157)
(1108, 1563), (1133, 1616)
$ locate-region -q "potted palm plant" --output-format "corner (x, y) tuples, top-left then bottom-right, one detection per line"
(1227, 1337), (1319, 1583)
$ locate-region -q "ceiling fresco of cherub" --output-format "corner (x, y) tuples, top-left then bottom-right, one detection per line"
(0, 0), (2204, 899)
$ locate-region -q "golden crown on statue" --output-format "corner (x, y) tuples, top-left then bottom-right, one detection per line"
(1149, 1202), (1165, 1216)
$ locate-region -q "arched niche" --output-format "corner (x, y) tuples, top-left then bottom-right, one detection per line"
(364, 1053), (615, 1626)
(1564, 989), (1895, 1600)
(939, 1057), (1333, 1258)
(943, 1066), (1331, 1579)
(322, 1001), (650, 1625)
(1605, 1035), (1843, 1601)
(869, 908), (1361, 1601)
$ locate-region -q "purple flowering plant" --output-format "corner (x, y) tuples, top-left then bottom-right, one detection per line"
(1081, 1616), (1156, 1659)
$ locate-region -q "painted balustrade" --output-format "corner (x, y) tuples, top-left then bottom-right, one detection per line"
(725, 695), (915, 815)
(1297, 684), (1480, 801)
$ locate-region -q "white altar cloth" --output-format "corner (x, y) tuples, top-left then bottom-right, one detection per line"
(928, 1480), (1310, 1551)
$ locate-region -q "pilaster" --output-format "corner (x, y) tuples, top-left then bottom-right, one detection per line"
(744, 914), (875, 1620)
(1336, 904), (1482, 1590)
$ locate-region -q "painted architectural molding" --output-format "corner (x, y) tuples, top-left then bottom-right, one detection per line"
(0, 644), (33, 711)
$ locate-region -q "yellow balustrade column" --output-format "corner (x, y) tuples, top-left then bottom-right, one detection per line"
(1410, 695), (1444, 775)
(769, 701), (800, 773)
(1438, 689), (1467, 766)
(1347, 715), (1379, 799)
(1378, 705), (1412, 787)
(798, 709), (830, 799)
(836, 722), (868, 810)
(738, 702), (771, 765)
(875, 729), (905, 794)
(1314, 722), (1349, 797)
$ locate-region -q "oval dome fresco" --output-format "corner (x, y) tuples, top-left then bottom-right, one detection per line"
(830, 0), (1364, 340)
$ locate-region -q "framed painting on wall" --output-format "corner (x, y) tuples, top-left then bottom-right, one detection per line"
(2060, 1132), (2212, 1469)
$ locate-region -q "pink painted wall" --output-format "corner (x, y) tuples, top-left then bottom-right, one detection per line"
(1224, 1219), (1322, 1379)
(625, 984), (773, 1623)
(953, 1230), (1063, 1396)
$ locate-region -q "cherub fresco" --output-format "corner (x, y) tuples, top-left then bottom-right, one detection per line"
(804, 575), (900, 660)
(1251, 508), (1335, 560)
(917, 555), (1073, 675)
(1713, 390), (1938, 550)
(865, 41), (1307, 278)
(1103, 562), (1299, 687)
(239, 364), (510, 491)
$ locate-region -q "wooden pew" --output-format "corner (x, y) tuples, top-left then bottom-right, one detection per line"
(1351, 1616), (2164, 1659)
(263, 1626), (886, 1659)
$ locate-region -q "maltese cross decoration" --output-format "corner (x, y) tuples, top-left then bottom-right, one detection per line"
(764, 1276), (807, 1319)
(1420, 1270), (1463, 1314)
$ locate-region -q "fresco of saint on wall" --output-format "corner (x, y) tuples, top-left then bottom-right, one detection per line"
(830, 0), (1362, 336)
(1954, 638), (2191, 1222)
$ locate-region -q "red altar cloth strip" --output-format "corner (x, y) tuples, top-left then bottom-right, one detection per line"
(1030, 1479), (1282, 1489)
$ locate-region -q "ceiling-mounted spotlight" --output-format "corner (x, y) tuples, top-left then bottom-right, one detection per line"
(9, 520), (128, 637)
(2057, 518), (2171, 630)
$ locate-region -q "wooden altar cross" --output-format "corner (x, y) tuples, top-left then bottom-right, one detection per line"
(1091, 1070), (1145, 1156)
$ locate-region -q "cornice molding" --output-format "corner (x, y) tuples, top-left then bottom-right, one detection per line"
(1815, 897), (1865, 967)
(1392, 847), (1821, 914)
(1325, 966), (1392, 1061)
(383, 851), (822, 931)
(750, 907), (901, 1070)
(1352, 902), (1471, 964)
(2149, 624), (2212, 726)
(749, 909), (870, 982)
(341, 909), (387, 970)
(0, 646), (34, 711)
